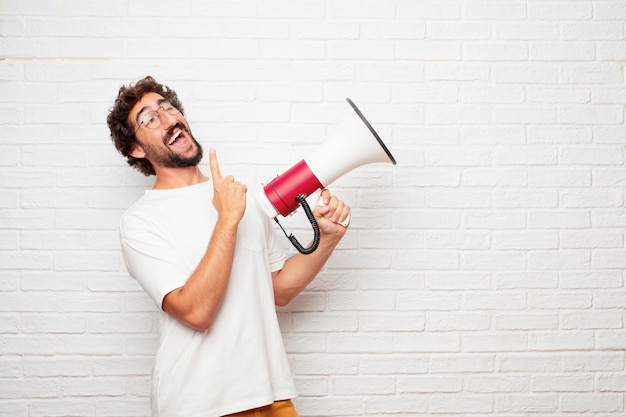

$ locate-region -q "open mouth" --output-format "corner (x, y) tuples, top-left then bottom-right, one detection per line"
(167, 129), (182, 146)
(164, 124), (187, 147)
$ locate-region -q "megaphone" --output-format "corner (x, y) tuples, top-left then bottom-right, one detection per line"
(256, 98), (397, 254)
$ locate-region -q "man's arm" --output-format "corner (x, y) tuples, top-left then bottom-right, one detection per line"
(162, 149), (247, 331)
(271, 190), (350, 306)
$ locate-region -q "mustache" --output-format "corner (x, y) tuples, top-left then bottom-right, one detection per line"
(164, 123), (188, 144)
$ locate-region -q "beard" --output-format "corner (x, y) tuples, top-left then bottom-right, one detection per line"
(143, 123), (204, 169)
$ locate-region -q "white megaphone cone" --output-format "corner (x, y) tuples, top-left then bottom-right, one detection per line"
(256, 98), (396, 254)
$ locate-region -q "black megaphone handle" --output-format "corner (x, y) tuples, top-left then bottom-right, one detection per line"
(273, 194), (320, 255)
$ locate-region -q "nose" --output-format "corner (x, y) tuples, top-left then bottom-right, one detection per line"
(158, 107), (178, 129)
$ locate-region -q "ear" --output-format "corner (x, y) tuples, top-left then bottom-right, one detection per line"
(129, 143), (146, 159)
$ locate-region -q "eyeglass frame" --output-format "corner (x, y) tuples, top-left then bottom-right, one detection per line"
(133, 98), (183, 134)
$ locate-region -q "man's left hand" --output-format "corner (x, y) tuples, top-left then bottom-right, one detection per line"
(313, 189), (351, 236)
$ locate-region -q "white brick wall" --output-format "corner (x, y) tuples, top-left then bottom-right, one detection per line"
(1, 0), (625, 416)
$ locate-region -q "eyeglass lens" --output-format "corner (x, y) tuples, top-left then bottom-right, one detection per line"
(141, 99), (181, 130)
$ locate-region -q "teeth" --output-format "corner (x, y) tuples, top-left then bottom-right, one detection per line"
(167, 130), (181, 146)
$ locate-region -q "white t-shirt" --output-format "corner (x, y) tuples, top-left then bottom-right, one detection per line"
(119, 180), (296, 417)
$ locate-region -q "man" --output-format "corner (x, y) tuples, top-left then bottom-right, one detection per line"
(106, 76), (350, 417)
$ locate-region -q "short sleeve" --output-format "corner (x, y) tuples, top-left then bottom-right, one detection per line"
(120, 214), (190, 309)
(259, 206), (288, 273)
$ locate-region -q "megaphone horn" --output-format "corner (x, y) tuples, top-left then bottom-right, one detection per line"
(256, 98), (396, 254)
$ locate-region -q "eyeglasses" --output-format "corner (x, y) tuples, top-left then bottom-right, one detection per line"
(134, 98), (182, 134)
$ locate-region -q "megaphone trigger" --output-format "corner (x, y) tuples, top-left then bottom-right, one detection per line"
(338, 214), (351, 228)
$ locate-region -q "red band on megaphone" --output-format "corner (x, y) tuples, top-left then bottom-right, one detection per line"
(263, 159), (324, 217)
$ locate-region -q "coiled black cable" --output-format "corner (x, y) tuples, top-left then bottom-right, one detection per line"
(273, 193), (320, 254)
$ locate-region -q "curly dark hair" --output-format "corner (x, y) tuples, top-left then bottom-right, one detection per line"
(106, 76), (185, 176)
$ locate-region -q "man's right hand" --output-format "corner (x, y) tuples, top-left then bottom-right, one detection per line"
(163, 149), (247, 331)
(209, 148), (247, 225)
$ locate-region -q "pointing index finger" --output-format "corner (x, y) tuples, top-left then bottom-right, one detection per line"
(209, 148), (222, 181)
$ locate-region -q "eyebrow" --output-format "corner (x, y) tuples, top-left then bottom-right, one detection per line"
(134, 98), (168, 124)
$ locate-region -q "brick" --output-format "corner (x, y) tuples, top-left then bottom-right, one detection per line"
(529, 293), (592, 310)
(530, 42), (596, 61)
(360, 355), (428, 375)
(397, 40), (461, 60)
(359, 312), (425, 332)
(363, 395), (428, 413)
(430, 395), (493, 413)
(23, 357), (90, 377)
(528, 250), (591, 270)
(95, 397), (150, 417)
(493, 105), (557, 124)
(560, 394), (624, 412)
(467, 375), (529, 393)
(495, 313), (558, 330)
(563, 352), (624, 372)
(528, 210), (590, 228)
(397, 293), (461, 311)
(426, 63), (490, 81)
(29, 399), (94, 417)
(397, 375), (462, 393)
(494, 190), (558, 209)
(530, 375), (594, 392)
(528, 86), (590, 104)
(0, 355), (22, 377)
(560, 268), (620, 289)
(91, 357), (154, 377)
(395, 333), (460, 353)
(0, 379), (58, 399)
(281, 333), (327, 354)
(562, 22), (624, 40)
(561, 311), (623, 329)
(528, 331), (594, 351)
(560, 105), (624, 125)
(426, 312), (490, 331)
(293, 354), (359, 375)
(522, 161), (587, 185)
(496, 353), (562, 373)
(493, 230), (558, 250)
(561, 64), (624, 84)
(496, 23), (559, 40)
(527, 125), (592, 144)
(492, 64), (558, 83)
(464, 292), (527, 310)
(397, 1), (461, 19)
(21, 315), (86, 334)
(597, 374), (626, 392)
(428, 21), (491, 40)
(528, 3), (592, 20)
(296, 397), (362, 416)
(395, 210), (460, 229)
(462, 251), (526, 271)
(431, 354), (494, 373)
(464, 42), (529, 61)
(293, 376), (328, 396)
(328, 291), (394, 311)
(332, 376), (395, 395)
(292, 312), (357, 332)
(463, 333), (528, 352)
(424, 231), (491, 249)
(495, 394), (557, 412)
(598, 41), (626, 61)
(426, 189), (492, 208)
(494, 272), (558, 289)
